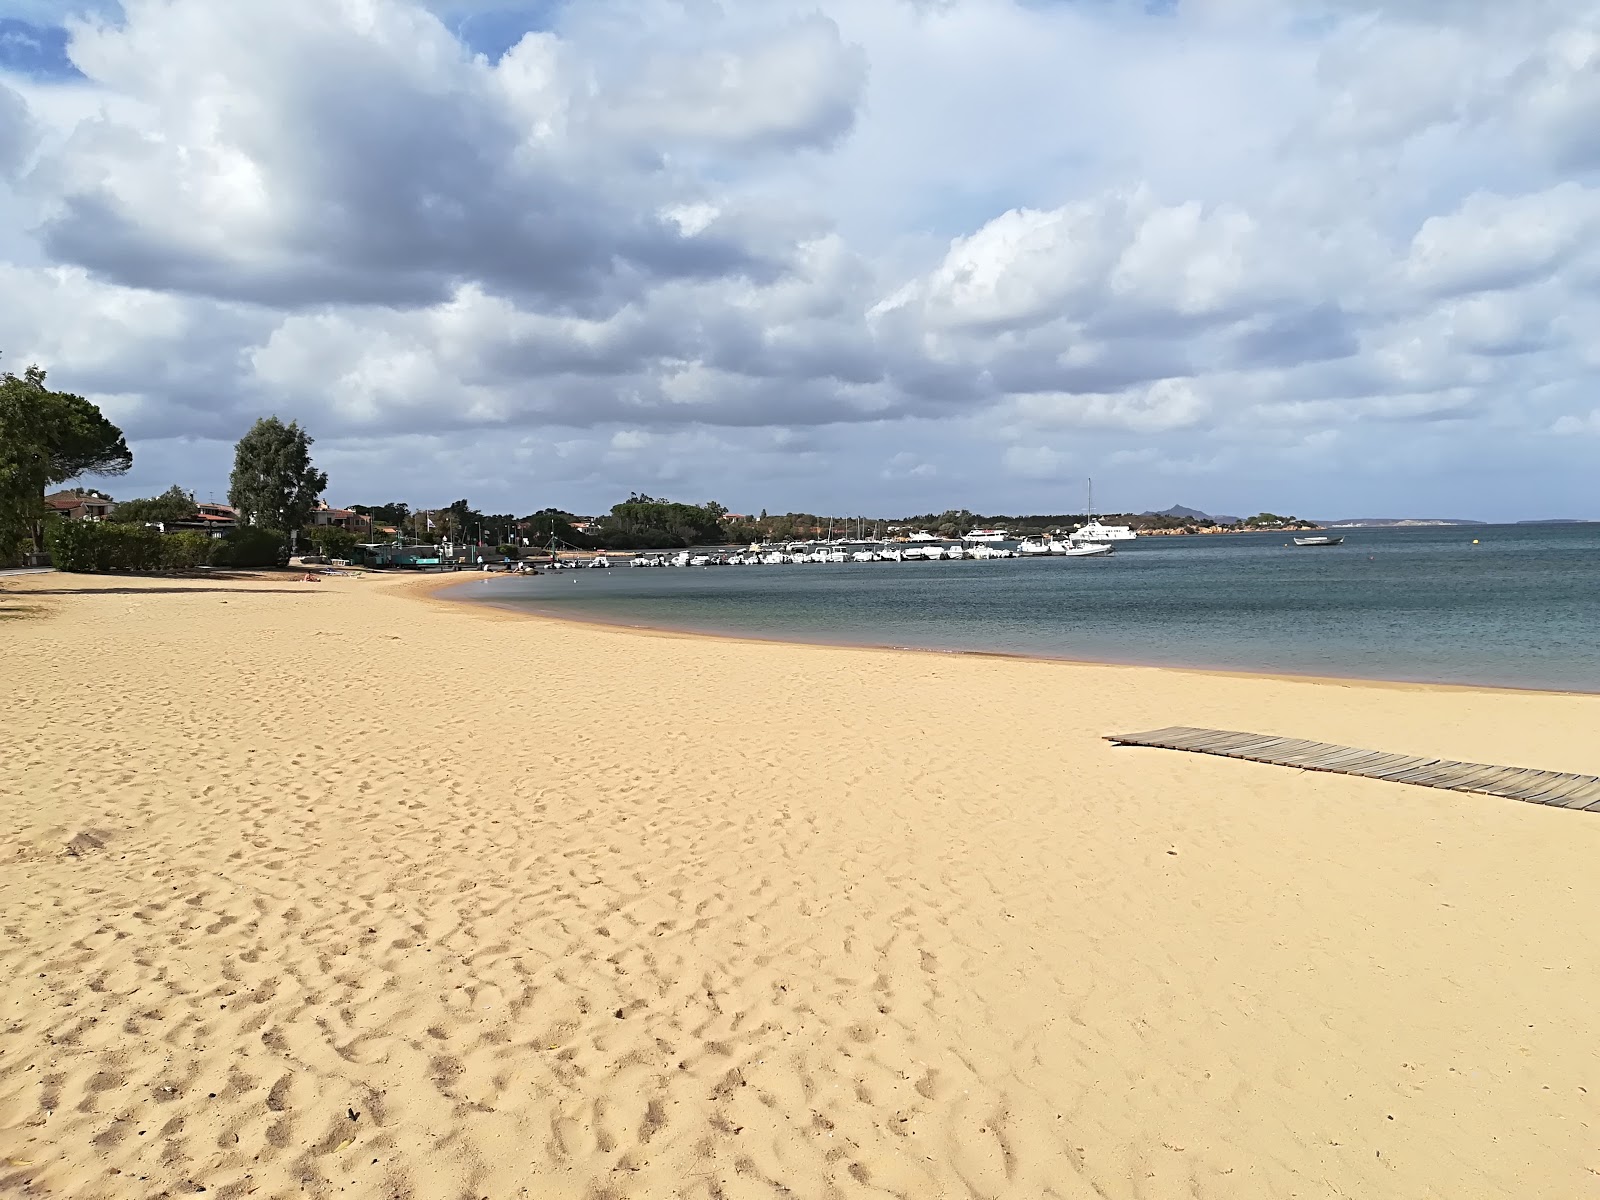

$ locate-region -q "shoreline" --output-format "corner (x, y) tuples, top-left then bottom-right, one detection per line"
(425, 571), (1600, 701)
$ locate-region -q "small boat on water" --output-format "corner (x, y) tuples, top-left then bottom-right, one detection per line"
(1293, 535), (1344, 547)
(1060, 541), (1113, 557)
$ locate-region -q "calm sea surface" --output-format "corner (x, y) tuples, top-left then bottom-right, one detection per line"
(456, 524), (1600, 692)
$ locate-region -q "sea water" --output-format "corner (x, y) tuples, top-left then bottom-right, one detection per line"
(457, 524), (1600, 692)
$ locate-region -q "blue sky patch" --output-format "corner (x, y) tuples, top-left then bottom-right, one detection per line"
(442, 1), (565, 61)
(0, 18), (83, 79)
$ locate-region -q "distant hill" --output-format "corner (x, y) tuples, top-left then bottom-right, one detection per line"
(1322, 518), (1486, 527)
(1142, 504), (1241, 524)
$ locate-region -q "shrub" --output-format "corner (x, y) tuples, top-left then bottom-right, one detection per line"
(46, 521), (165, 572)
(161, 530), (215, 571)
(214, 526), (287, 568)
(303, 525), (360, 559)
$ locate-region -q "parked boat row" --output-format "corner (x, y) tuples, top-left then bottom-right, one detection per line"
(618, 539), (1116, 567)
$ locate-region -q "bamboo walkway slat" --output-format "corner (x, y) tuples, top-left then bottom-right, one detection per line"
(1105, 726), (1600, 812)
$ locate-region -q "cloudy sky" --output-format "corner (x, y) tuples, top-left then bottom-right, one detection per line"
(2, 0), (1597, 520)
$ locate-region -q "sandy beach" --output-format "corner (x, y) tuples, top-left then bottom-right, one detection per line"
(2, 570), (1599, 1200)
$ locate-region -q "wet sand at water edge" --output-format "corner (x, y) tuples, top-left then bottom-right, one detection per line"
(2, 570), (1599, 1199)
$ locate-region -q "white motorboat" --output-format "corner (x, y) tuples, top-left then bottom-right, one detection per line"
(851, 550), (878, 562)
(689, 554), (711, 566)
(908, 531), (940, 542)
(1293, 535), (1344, 547)
(588, 555), (612, 568)
(1017, 539), (1052, 556)
(762, 551), (786, 565)
(1060, 541), (1113, 557)
(670, 551), (691, 567)
(945, 545), (966, 559)
(1047, 539), (1074, 554)
(825, 549), (848, 563)
(630, 556), (651, 567)
(879, 547), (904, 562)
(963, 528), (1012, 543)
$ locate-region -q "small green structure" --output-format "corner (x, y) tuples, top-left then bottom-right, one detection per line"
(352, 542), (443, 568)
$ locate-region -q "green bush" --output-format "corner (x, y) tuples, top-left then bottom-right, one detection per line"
(213, 526), (287, 568)
(46, 521), (165, 572)
(161, 530), (215, 570)
(303, 525), (360, 559)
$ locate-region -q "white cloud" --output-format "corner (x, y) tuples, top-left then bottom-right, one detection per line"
(1402, 184), (1600, 296)
(1, 0), (1598, 519)
(1552, 409), (1600, 435)
(1001, 444), (1066, 480)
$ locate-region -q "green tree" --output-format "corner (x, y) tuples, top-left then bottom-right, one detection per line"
(39, 380), (133, 487)
(304, 525), (359, 558)
(351, 501), (411, 530)
(521, 508), (592, 550)
(227, 417), (328, 532)
(0, 357), (131, 558)
(0, 375), (49, 560)
(112, 484), (198, 526)
(600, 493), (728, 547)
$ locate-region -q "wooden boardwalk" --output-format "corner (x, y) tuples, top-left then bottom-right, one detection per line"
(1105, 726), (1600, 812)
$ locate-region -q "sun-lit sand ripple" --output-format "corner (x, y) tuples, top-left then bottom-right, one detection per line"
(2, 572), (1598, 1199)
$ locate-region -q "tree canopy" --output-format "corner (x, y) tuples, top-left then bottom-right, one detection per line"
(598, 494), (728, 548)
(0, 355), (131, 559)
(38, 378), (133, 486)
(227, 417), (328, 531)
(112, 484), (198, 527)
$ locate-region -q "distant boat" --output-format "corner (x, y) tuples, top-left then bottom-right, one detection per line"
(1059, 542), (1113, 557)
(1074, 478), (1137, 543)
(1293, 535), (1344, 547)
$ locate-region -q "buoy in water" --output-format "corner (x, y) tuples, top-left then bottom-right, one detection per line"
(1472, 539), (1479, 544)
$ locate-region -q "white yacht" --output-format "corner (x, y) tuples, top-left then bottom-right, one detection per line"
(945, 545), (966, 559)
(851, 550), (878, 562)
(879, 546), (904, 562)
(1073, 519), (1137, 543)
(588, 555), (612, 568)
(1073, 478), (1137, 542)
(963, 528), (1012, 544)
(908, 531), (940, 542)
(1059, 541), (1113, 558)
(1017, 539), (1052, 556)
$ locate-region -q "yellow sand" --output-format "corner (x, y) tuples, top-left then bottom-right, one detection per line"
(2, 571), (1598, 1200)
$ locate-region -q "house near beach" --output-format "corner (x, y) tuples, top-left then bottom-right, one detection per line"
(44, 489), (116, 522)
